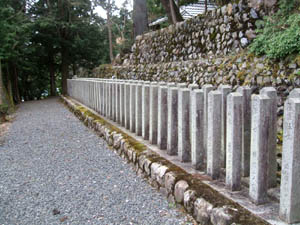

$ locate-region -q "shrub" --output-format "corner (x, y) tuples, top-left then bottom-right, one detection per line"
(250, 0), (300, 59)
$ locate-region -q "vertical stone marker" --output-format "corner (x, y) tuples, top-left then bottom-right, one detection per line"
(135, 84), (143, 136)
(203, 84), (214, 169)
(111, 82), (116, 120)
(178, 88), (191, 162)
(207, 90), (222, 179)
(218, 84), (231, 168)
(149, 82), (159, 144)
(279, 97), (300, 224)
(249, 94), (271, 205)
(237, 86), (252, 177)
(125, 83), (131, 129)
(142, 84), (150, 140)
(116, 82), (120, 123)
(226, 93), (243, 191)
(157, 86), (168, 150)
(260, 87), (277, 188)
(167, 86), (178, 155)
(130, 83), (136, 132)
(191, 89), (204, 169)
(120, 82), (125, 126)
(106, 81), (110, 118)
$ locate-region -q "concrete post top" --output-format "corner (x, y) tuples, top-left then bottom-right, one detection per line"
(169, 87), (179, 91)
(251, 94), (270, 101)
(228, 92), (243, 98)
(160, 86), (168, 90)
(167, 83), (176, 87)
(289, 88), (300, 99)
(177, 83), (188, 88)
(180, 88), (190, 92)
(193, 89), (204, 94)
(150, 82), (158, 85)
(159, 81), (167, 86)
(287, 97), (300, 104)
(218, 84), (232, 90)
(203, 84), (214, 88)
(208, 90), (222, 96)
(259, 87), (277, 99)
(144, 81), (151, 85)
(188, 84), (199, 90)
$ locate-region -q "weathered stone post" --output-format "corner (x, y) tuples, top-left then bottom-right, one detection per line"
(249, 94), (272, 205)
(116, 82), (120, 123)
(218, 84), (231, 168)
(158, 85), (168, 150)
(260, 87), (277, 188)
(207, 90), (222, 179)
(142, 84), (150, 140)
(125, 83), (131, 129)
(150, 82), (159, 144)
(106, 81), (110, 118)
(279, 97), (300, 224)
(203, 84), (214, 168)
(178, 88), (191, 162)
(237, 86), (252, 177)
(167, 86), (179, 155)
(130, 83), (136, 132)
(226, 93), (243, 191)
(120, 82), (125, 126)
(191, 89), (204, 169)
(135, 84), (143, 136)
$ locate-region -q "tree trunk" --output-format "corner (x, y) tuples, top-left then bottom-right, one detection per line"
(12, 63), (21, 103)
(49, 61), (56, 96)
(205, 0), (208, 13)
(61, 47), (69, 95)
(133, 0), (148, 38)
(107, 0), (114, 63)
(161, 0), (183, 24)
(0, 59), (12, 107)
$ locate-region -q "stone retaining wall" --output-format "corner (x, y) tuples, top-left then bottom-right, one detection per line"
(117, 0), (262, 66)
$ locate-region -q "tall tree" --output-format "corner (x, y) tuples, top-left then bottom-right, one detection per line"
(133, 0), (148, 37)
(160, 0), (183, 23)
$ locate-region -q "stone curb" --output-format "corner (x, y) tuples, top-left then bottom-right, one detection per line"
(61, 95), (268, 225)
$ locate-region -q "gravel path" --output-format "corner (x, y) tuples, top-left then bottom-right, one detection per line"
(0, 98), (193, 225)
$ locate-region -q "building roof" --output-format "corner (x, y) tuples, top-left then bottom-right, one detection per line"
(149, 0), (217, 26)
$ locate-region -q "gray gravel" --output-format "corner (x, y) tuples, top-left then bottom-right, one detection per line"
(0, 98), (193, 225)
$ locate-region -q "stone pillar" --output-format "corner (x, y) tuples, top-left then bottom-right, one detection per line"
(135, 84), (143, 136)
(149, 82), (159, 144)
(116, 82), (120, 123)
(125, 83), (131, 129)
(103, 81), (107, 116)
(120, 82), (125, 126)
(237, 86), (252, 177)
(142, 84), (150, 140)
(249, 94), (272, 205)
(260, 87), (277, 188)
(167, 87), (179, 155)
(106, 81), (110, 118)
(191, 89), (204, 169)
(157, 86), (168, 150)
(226, 93), (243, 191)
(178, 88), (191, 162)
(279, 97), (300, 224)
(203, 84), (214, 169)
(207, 90), (222, 179)
(130, 83), (136, 133)
(218, 84), (231, 168)
(112, 82), (116, 121)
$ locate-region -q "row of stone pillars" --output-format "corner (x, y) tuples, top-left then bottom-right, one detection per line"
(67, 78), (300, 224)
